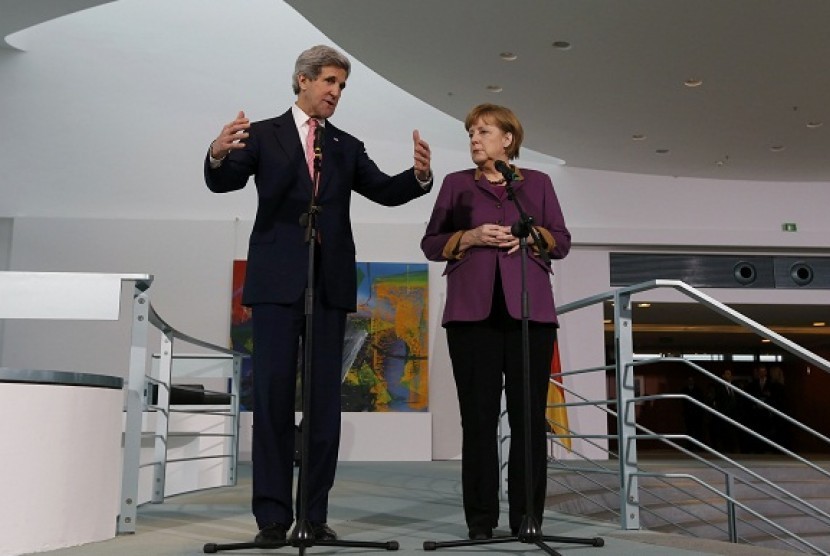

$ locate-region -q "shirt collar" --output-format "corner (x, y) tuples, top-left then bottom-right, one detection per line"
(292, 103), (326, 130)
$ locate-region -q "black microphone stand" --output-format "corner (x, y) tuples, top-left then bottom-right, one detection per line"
(423, 164), (603, 555)
(204, 126), (398, 555)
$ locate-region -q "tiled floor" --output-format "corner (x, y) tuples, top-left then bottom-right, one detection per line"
(34, 461), (798, 556)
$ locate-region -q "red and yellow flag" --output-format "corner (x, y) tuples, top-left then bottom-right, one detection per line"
(546, 339), (572, 450)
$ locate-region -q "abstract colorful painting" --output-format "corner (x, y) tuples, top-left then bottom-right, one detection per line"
(230, 260), (428, 412)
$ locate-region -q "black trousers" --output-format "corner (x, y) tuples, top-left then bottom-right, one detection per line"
(250, 289), (346, 528)
(446, 282), (556, 533)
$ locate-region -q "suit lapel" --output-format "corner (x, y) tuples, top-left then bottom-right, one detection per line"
(317, 121), (343, 198)
(270, 110), (315, 194)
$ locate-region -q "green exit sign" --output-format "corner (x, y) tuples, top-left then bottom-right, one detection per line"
(782, 223), (798, 232)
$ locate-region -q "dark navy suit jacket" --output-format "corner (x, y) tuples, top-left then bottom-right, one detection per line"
(205, 109), (430, 310)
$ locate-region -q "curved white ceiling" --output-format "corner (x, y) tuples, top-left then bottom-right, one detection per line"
(288, 0), (830, 182)
(0, 0), (114, 49)
(6, 0), (830, 182)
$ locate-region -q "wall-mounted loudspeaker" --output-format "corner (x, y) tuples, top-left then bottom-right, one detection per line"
(773, 257), (830, 289)
(609, 253), (830, 289)
(733, 260), (759, 286)
(609, 253), (775, 288)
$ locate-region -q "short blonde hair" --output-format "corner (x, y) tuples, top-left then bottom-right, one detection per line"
(464, 103), (524, 159)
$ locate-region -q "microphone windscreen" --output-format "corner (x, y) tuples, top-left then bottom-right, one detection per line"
(494, 160), (515, 181)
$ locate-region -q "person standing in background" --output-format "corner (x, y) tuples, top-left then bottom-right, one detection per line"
(712, 369), (741, 453)
(681, 376), (706, 448)
(747, 365), (773, 452)
(768, 365), (789, 449)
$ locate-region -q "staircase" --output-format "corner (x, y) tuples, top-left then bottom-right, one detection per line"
(525, 280), (830, 555)
(546, 455), (830, 553)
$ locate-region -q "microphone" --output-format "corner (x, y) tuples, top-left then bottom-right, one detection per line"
(494, 160), (517, 182)
(313, 123), (324, 167)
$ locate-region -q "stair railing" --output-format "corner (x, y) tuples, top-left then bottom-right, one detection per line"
(505, 279), (830, 554)
(120, 283), (247, 534)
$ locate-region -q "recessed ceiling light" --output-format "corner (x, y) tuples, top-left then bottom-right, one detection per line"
(770, 145), (785, 152)
(636, 303), (651, 308)
(683, 78), (703, 88)
(656, 148), (670, 154)
(486, 85), (503, 93)
(806, 121), (823, 129)
(813, 321), (826, 327)
(499, 52), (518, 61)
(552, 41), (571, 50)
(631, 134), (647, 141)
(761, 338), (771, 343)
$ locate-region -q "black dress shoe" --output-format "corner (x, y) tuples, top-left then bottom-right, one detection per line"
(311, 522), (338, 541)
(255, 523), (288, 543)
(468, 527), (492, 540)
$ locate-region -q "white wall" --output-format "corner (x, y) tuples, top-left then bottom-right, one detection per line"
(0, 218), (11, 363)
(2, 218), (236, 377)
(5, 168), (830, 461)
(558, 166), (830, 250)
(0, 219), (10, 269)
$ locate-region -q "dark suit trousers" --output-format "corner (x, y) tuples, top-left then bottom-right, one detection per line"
(250, 277), (346, 528)
(446, 280), (556, 532)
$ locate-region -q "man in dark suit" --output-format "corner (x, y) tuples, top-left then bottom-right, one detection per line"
(746, 365), (774, 452)
(712, 368), (741, 453)
(204, 45), (432, 544)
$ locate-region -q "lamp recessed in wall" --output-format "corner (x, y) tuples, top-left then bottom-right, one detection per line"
(486, 85), (503, 93)
(770, 145), (786, 152)
(499, 52), (518, 61)
(806, 121), (824, 129)
(656, 148), (670, 154)
(631, 134), (647, 141)
(683, 78), (703, 88)
(552, 40), (572, 50)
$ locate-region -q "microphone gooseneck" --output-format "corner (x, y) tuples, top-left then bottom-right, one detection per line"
(494, 159), (517, 182)
(313, 123), (324, 165)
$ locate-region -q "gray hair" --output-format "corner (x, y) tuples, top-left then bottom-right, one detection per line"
(292, 45), (351, 94)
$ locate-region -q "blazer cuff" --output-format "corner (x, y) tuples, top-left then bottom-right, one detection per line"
(442, 230), (467, 260)
(532, 227), (555, 254)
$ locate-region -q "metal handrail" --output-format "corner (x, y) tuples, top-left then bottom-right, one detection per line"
(119, 289), (248, 534)
(529, 279), (830, 554)
(147, 303), (241, 356)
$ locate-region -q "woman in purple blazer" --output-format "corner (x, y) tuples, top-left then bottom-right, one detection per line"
(421, 104), (571, 540)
